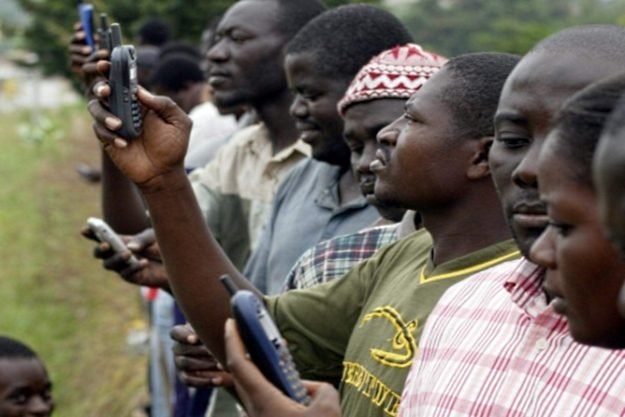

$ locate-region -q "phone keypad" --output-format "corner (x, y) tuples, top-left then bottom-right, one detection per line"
(131, 95), (142, 131)
(277, 345), (310, 404)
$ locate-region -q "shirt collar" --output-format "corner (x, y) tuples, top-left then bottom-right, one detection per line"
(313, 162), (369, 211)
(503, 258), (549, 316)
(245, 124), (311, 162)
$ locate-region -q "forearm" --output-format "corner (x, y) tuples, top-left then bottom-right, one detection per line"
(101, 151), (151, 233)
(142, 168), (261, 363)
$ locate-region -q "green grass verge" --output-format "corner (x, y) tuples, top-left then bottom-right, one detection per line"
(0, 105), (147, 417)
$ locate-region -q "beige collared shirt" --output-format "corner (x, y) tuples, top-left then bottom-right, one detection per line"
(189, 123), (310, 268)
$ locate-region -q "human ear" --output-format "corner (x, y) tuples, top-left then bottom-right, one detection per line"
(466, 136), (493, 180)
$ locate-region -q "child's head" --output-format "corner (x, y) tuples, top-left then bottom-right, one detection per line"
(0, 336), (54, 417)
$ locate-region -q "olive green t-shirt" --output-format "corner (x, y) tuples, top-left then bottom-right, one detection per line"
(266, 230), (520, 417)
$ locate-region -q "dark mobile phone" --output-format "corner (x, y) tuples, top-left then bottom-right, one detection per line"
(108, 23), (143, 140)
(98, 13), (111, 51)
(77, 2), (96, 49)
(220, 275), (310, 404)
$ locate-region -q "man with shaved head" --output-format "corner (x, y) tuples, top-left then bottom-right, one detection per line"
(399, 25), (625, 417)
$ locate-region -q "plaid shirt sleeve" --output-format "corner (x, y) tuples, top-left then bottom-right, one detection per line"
(282, 225), (400, 291)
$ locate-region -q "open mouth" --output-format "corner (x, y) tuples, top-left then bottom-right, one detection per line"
(359, 180), (375, 197)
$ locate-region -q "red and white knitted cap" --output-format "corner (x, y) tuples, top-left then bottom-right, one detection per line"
(337, 43), (448, 116)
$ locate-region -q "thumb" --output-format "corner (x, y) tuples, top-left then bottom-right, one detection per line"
(308, 383), (341, 416)
(137, 87), (186, 124)
(127, 228), (156, 251)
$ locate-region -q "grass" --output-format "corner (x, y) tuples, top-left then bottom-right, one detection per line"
(0, 105), (147, 417)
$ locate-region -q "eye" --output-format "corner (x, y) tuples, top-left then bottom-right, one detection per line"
(548, 220), (573, 237)
(9, 393), (29, 405)
(349, 144), (363, 154)
(300, 91), (320, 101)
(229, 30), (250, 44)
(496, 134), (531, 149)
(403, 112), (417, 125)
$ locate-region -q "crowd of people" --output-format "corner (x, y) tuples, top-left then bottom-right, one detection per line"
(4, 1), (625, 417)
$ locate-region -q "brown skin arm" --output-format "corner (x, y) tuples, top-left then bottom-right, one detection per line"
(82, 59), (151, 233)
(100, 151), (151, 233)
(88, 73), (261, 363)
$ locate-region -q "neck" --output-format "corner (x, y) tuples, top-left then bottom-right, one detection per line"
(420, 185), (512, 266)
(253, 89), (299, 155)
(337, 168), (361, 206)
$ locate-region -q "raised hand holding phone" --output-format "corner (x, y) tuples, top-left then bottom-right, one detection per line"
(108, 23), (143, 140)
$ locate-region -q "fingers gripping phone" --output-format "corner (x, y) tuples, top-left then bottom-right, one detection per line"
(108, 23), (143, 140)
(86, 217), (141, 270)
(220, 275), (311, 405)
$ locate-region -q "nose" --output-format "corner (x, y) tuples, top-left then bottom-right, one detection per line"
(289, 95), (309, 120)
(207, 39), (228, 63)
(377, 122), (399, 146)
(512, 141), (541, 189)
(27, 396), (53, 417)
(356, 141), (377, 174)
(529, 226), (557, 269)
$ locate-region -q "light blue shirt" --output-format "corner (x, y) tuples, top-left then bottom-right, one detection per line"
(244, 158), (378, 294)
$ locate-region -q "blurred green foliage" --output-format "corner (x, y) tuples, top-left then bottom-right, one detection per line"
(398, 0), (625, 56)
(7, 0), (625, 80)
(11, 0), (382, 81)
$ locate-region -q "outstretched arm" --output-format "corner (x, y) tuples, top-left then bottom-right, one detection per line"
(88, 77), (260, 363)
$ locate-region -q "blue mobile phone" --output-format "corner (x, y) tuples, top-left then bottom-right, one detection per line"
(78, 2), (96, 49)
(220, 275), (310, 404)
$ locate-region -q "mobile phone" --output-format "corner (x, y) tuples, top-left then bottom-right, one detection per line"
(220, 275), (310, 405)
(108, 23), (143, 140)
(77, 2), (96, 49)
(98, 13), (110, 51)
(86, 217), (141, 269)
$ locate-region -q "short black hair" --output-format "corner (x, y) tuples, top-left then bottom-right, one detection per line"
(150, 53), (205, 93)
(531, 25), (625, 66)
(137, 17), (171, 47)
(159, 41), (202, 62)
(272, 0), (327, 39)
(551, 72), (625, 185)
(439, 52), (521, 139)
(0, 336), (38, 360)
(286, 4), (412, 80)
(136, 45), (160, 69)
(603, 85), (625, 139)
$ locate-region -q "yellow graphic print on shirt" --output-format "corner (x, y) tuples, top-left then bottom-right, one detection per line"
(361, 306), (418, 368)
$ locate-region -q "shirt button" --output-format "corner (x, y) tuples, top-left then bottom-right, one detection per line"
(535, 338), (548, 351)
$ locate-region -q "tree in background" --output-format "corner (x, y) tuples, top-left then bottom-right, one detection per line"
(12, 0), (382, 82)
(398, 0), (625, 56)
(12, 0), (625, 81)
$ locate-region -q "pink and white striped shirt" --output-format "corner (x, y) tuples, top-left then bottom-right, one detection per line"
(399, 257), (625, 417)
